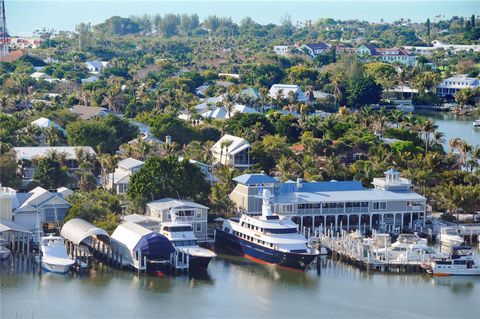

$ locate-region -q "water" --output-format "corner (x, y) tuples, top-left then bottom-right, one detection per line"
(422, 113), (480, 150)
(1, 253), (480, 319)
(6, 1), (480, 36)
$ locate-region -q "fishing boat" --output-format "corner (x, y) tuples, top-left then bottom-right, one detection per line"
(160, 220), (216, 269)
(426, 246), (480, 276)
(36, 235), (75, 274)
(216, 189), (317, 271)
(375, 233), (440, 262)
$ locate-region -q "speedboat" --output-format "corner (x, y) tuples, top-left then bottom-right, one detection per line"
(426, 246), (480, 276)
(215, 189), (317, 271)
(160, 222), (216, 269)
(374, 233), (439, 262)
(437, 228), (464, 247)
(36, 235), (75, 274)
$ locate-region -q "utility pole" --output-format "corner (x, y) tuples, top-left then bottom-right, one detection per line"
(0, 0), (8, 56)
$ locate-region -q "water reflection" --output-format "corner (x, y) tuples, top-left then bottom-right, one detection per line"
(430, 276), (477, 294)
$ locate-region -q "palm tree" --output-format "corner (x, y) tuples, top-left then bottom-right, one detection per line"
(102, 88), (122, 113)
(223, 93), (235, 118)
(219, 140), (233, 165)
(389, 109), (404, 129)
(418, 118), (438, 153)
(99, 153), (118, 189)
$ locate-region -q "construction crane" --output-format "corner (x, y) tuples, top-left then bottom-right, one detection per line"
(0, 0), (8, 56)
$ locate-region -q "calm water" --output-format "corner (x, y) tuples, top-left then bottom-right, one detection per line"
(422, 113), (480, 150)
(1, 252), (480, 319)
(6, 1), (480, 36)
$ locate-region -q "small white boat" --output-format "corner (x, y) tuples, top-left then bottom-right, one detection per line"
(426, 246), (480, 276)
(437, 228), (464, 247)
(36, 235), (75, 274)
(375, 233), (440, 262)
(473, 119), (480, 128)
(0, 245), (11, 260)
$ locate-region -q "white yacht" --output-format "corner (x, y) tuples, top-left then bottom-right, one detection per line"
(160, 222), (216, 269)
(0, 239), (11, 260)
(473, 119), (480, 128)
(374, 233), (439, 262)
(36, 235), (75, 274)
(216, 189), (317, 271)
(426, 246), (480, 276)
(437, 228), (464, 247)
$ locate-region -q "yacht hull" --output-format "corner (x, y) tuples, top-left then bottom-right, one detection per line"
(189, 255), (213, 269)
(216, 229), (316, 271)
(41, 261), (72, 274)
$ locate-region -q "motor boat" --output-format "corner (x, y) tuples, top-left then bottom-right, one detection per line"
(0, 239), (11, 260)
(473, 119), (480, 128)
(160, 222), (216, 269)
(425, 246), (480, 276)
(36, 235), (75, 274)
(374, 233), (440, 262)
(437, 228), (464, 247)
(215, 189), (317, 271)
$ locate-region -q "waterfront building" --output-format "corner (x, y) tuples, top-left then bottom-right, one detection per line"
(229, 169), (426, 233)
(211, 134), (252, 170)
(13, 146), (96, 188)
(436, 74), (480, 97)
(268, 84), (309, 102)
(145, 198), (209, 241)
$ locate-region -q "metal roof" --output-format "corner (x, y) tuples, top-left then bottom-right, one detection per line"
(146, 198), (209, 211)
(60, 218), (110, 245)
(13, 146), (96, 161)
(233, 174), (277, 185)
(0, 220), (31, 233)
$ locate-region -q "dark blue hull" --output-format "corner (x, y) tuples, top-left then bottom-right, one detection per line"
(215, 229), (316, 271)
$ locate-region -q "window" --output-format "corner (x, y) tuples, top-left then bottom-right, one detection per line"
(196, 211), (202, 219)
(373, 202), (387, 210)
(196, 223), (202, 232)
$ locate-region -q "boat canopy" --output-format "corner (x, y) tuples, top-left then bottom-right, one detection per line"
(0, 220), (31, 234)
(111, 222), (174, 259)
(60, 218), (110, 245)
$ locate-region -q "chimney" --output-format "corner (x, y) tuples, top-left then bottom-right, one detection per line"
(165, 135), (172, 144)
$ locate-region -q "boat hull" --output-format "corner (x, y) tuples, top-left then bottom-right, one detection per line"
(215, 229), (316, 271)
(189, 255), (213, 269)
(0, 251), (10, 260)
(41, 261), (72, 274)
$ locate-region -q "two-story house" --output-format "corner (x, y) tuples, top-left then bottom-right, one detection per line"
(436, 75), (480, 97)
(299, 42), (331, 59)
(211, 134), (252, 170)
(107, 157), (145, 194)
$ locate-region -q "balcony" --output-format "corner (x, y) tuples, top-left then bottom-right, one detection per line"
(406, 205), (424, 212)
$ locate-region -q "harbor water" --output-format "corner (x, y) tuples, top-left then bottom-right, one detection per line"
(1, 252), (479, 319)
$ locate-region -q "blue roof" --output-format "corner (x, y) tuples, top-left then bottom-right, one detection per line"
(278, 181), (365, 194)
(134, 232), (175, 260)
(233, 174), (277, 185)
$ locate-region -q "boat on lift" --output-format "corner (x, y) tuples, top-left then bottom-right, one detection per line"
(426, 246), (480, 276)
(216, 189), (318, 271)
(437, 227), (464, 247)
(0, 239), (11, 260)
(36, 235), (75, 274)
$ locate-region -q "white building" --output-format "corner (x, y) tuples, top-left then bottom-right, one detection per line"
(268, 84), (309, 102)
(85, 61), (109, 74)
(13, 146), (96, 187)
(199, 104), (259, 120)
(229, 169), (426, 233)
(30, 117), (66, 136)
(211, 134), (252, 170)
(356, 44), (417, 66)
(406, 41), (480, 55)
(436, 74), (480, 97)
(273, 45), (291, 56)
(299, 42), (330, 58)
(145, 198), (209, 241)
(107, 157), (145, 194)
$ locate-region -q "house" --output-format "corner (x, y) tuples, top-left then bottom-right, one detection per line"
(436, 75), (480, 97)
(85, 61), (109, 74)
(107, 157), (145, 194)
(356, 44), (417, 66)
(13, 146), (96, 187)
(70, 105), (110, 120)
(81, 75), (99, 83)
(268, 84), (308, 102)
(195, 84), (210, 97)
(229, 169), (426, 233)
(30, 117), (66, 136)
(199, 104), (259, 120)
(0, 49), (25, 63)
(273, 45), (291, 56)
(405, 41), (480, 55)
(30, 72), (53, 81)
(145, 198), (209, 241)
(237, 87), (262, 102)
(299, 42), (331, 58)
(12, 186), (72, 233)
(211, 134), (252, 170)
(178, 156), (215, 183)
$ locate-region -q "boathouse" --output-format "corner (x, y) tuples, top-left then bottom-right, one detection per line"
(110, 222), (175, 271)
(60, 218), (110, 246)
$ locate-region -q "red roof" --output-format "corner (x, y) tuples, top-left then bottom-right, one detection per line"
(0, 49), (25, 62)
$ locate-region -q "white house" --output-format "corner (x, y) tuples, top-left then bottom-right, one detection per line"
(12, 186), (72, 233)
(211, 134), (252, 170)
(268, 84), (308, 102)
(30, 117), (66, 136)
(406, 41), (480, 55)
(273, 45), (291, 56)
(85, 61), (109, 74)
(199, 104), (259, 120)
(436, 74), (480, 97)
(13, 146), (96, 187)
(356, 44), (417, 66)
(30, 72), (53, 81)
(145, 198), (209, 241)
(107, 157), (145, 194)
(299, 42), (330, 58)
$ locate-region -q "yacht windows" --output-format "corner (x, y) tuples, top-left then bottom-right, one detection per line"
(264, 228), (297, 234)
(163, 226), (193, 232)
(174, 240), (198, 246)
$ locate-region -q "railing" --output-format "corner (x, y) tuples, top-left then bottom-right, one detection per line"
(406, 206), (424, 212)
